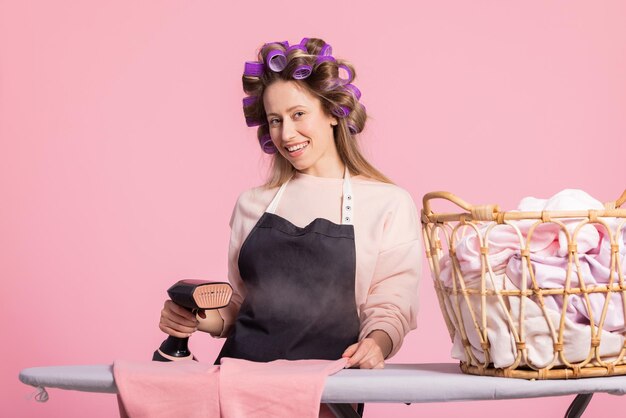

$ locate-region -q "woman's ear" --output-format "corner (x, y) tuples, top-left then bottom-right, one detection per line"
(331, 118), (338, 126)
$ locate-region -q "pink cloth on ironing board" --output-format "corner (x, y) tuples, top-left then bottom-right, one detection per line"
(114, 357), (348, 418)
(219, 357), (348, 418)
(114, 360), (220, 418)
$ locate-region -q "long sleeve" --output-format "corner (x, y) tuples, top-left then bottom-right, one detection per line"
(357, 190), (422, 358)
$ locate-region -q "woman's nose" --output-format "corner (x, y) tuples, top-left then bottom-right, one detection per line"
(281, 119), (297, 140)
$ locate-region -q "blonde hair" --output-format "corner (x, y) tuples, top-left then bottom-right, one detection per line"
(242, 38), (392, 187)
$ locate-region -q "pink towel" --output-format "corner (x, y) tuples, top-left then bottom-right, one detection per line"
(114, 360), (220, 418)
(114, 357), (348, 418)
(220, 357), (347, 418)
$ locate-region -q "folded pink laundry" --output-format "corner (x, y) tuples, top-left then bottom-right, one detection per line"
(506, 252), (626, 331)
(439, 189), (626, 331)
(516, 189), (606, 257)
(507, 190), (626, 331)
(114, 357), (348, 418)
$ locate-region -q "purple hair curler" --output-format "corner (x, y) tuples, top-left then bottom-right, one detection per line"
(259, 134), (277, 154)
(347, 122), (358, 135)
(343, 84), (361, 100)
(332, 105), (351, 118)
(242, 96), (257, 108)
(319, 44), (333, 57)
(292, 65), (312, 80)
(337, 64), (353, 84)
(245, 116), (264, 127)
(299, 37), (309, 48)
(267, 49), (287, 72)
(287, 44), (307, 54)
(244, 61), (264, 77)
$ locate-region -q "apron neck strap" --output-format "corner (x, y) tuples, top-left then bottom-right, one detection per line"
(266, 166), (354, 225)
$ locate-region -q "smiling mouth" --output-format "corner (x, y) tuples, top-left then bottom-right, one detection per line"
(285, 141), (310, 153)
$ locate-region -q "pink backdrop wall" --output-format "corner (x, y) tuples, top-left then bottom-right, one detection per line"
(2, 1), (625, 416)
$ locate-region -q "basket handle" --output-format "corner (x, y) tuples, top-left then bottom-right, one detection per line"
(422, 191), (500, 221)
(422, 191), (474, 214)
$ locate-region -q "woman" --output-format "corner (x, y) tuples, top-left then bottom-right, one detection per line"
(159, 37), (421, 373)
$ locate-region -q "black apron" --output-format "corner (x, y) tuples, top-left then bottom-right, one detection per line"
(216, 169), (361, 363)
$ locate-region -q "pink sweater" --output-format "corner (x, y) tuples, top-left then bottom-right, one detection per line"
(214, 172), (422, 358)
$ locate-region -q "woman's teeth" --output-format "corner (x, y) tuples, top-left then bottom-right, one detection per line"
(286, 142), (309, 152)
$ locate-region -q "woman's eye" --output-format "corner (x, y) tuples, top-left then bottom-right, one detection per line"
(294, 111), (304, 118)
(269, 118), (281, 125)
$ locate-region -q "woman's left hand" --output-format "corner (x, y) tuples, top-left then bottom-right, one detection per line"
(341, 330), (392, 369)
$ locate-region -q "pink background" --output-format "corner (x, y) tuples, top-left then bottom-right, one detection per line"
(2, 1), (625, 416)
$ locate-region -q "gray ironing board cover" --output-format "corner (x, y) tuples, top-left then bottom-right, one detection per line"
(19, 363), (626, 403)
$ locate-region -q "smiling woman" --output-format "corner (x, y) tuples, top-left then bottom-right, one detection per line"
(263, 80), (341, 176)
(158, 37), (423, 417)
(240, 37), (391, 188)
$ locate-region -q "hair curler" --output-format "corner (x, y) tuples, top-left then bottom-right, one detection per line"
(292, 64), (313, 80)
(153, 279), (233, 362)
(266, 49), (287, 72)
(259, 133), (277, 154)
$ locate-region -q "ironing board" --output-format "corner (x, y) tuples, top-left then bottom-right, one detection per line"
(19, 363), (626, 418)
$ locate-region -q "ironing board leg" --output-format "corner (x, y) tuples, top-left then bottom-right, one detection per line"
(564, 393), (593, 418)
(325, 403), (361, 418)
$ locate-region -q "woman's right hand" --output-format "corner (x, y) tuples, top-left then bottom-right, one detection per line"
(159, 299), (202, 338)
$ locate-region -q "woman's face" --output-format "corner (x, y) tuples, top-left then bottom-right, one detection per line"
(263, 80), (341, 177)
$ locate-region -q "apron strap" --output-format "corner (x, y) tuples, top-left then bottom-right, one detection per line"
(266, 167), (354, 226)
(266, 179), (290, 214)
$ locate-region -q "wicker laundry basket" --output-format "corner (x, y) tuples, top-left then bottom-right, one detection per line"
(421, 189), (626, 379)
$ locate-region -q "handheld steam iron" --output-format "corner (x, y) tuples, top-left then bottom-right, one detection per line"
(153, 279), (233, 362)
